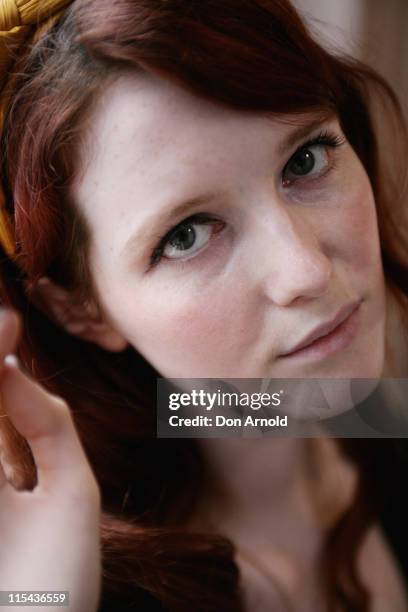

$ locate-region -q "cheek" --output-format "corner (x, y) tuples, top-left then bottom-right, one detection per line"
(119, 281), (252, 374)
(333, 174), (382, 272)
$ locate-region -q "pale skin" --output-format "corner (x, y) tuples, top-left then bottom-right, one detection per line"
(1, 71), (408, 610)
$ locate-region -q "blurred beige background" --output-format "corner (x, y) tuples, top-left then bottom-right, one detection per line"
(293, 0), (408, 120)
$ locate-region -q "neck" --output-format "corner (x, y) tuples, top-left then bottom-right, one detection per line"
(189, 436), (358, 552)
(192, 438), (309, 530)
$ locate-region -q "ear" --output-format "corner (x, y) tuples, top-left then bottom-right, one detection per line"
(30, 276), (128, 352)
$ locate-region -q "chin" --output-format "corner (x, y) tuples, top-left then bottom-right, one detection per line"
(272, 333), (386, 422)
(275, 375), (382, 423)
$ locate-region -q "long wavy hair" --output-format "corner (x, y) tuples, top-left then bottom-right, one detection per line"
(0, 1), (407, 610)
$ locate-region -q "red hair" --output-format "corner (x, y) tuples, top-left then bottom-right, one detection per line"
(0, 1), (407, 610)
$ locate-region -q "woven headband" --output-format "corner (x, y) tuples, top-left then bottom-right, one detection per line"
(0, 0), (73, 258)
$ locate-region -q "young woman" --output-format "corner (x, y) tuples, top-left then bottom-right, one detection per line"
(0, 1), (407, 610)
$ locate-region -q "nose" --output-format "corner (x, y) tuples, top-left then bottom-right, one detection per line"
(254, 211), (332, 307)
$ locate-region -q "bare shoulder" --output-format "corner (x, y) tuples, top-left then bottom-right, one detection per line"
(357, 523), (408, 612)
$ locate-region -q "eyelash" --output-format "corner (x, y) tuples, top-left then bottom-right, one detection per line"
(149, 213), (221, 267)
(149, 129), (346, 267)
(282, 130), (345, 185)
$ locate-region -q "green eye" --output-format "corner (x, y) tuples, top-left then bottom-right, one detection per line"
(150, 214), (224, 266)
(284, 144), (327, 179)
(164, 222), (212, 259)
(282, 131), (346, 185)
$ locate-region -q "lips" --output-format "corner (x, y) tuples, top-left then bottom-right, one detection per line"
(281, 299), (362, 356)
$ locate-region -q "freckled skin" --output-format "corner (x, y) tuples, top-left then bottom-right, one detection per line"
(72, 72), (386, 386)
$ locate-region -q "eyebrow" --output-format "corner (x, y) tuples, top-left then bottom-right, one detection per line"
(121, 113), (335, 263)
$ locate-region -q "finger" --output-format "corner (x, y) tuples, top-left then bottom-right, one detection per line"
(0, 308), (21, 364)
(0, 356), (98, 498)
(0, 450), (11, 491)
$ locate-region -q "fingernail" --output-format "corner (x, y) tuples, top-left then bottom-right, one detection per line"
(4, 354), (18, 367)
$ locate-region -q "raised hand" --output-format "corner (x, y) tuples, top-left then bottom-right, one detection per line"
(0, 308), (101, 612)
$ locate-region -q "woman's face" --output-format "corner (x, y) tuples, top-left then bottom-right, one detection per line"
(72, 72), (386, 380)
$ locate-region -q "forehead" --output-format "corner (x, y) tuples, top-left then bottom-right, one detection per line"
(82, 70), (272, 151)
(73, 71), (309, 200)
